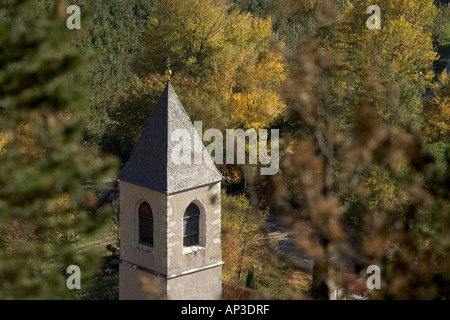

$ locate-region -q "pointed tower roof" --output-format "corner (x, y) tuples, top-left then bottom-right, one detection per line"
(117, 82), (222, 194)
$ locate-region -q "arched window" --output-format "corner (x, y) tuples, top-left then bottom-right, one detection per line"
(139, 202), (153, 247)
(183, 203), (200, 247)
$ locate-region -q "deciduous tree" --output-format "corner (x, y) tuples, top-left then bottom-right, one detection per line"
(277, 0), (450, 300)
(221, 191), (274, 282)
(332, 0), (438, 128)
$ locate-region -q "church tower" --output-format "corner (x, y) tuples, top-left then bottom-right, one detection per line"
(117, 82), (223, 300)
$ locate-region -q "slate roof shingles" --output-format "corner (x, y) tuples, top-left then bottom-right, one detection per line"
(117, 82), (223, 194)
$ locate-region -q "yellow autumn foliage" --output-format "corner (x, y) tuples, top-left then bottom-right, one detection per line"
(46, 193), (74, 218)
(207, 14), (286, 129)
(135, 0), (286, 131)
(336, 0), (437, 84)
(0, 131), (7, 152)
(221, 191), (274, 281)
(333, 0), (438, 124)
(423, 69), (450, 141)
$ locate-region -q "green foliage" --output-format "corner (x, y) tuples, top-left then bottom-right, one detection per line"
(430, 3), (450, 71)
(71, 0), (158, 154)
(0, 0), (117, 299)
(426, 141), (450, 168)
(80, 274), (119, 300)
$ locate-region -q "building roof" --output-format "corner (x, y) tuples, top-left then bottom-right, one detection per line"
(117, 82), (223, 194)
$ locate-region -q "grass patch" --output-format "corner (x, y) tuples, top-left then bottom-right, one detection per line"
(256, 262), (312, 299)
(80, 274), (119, 300)
(77, 244), (119, 300)
(77, 218), (118, 246)
(229, 257), (312, 299)
(74, 220), (120, 300)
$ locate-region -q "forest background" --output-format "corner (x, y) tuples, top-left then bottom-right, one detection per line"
(0, 0), (449, 299)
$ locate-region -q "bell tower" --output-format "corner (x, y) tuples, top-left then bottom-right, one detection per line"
(117, 82), (223, 300)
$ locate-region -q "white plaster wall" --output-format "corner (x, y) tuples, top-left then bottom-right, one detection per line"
(166, 182), (222, 277)
(119, 181), (168, 275)
(119, 180), (222, 300)
(167, 265), (222, 300)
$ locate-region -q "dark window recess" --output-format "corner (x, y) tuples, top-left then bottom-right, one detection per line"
(183, 203), (200, 247)
(139, 202), (153, 247)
